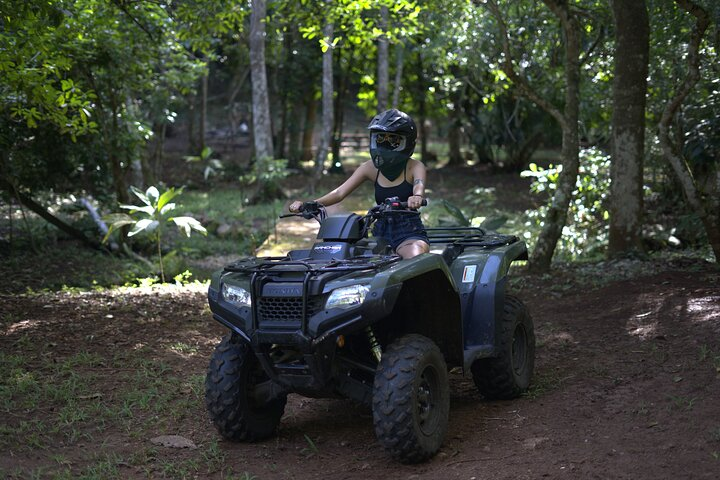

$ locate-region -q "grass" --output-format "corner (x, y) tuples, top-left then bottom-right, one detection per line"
(0, 340), (213, 478)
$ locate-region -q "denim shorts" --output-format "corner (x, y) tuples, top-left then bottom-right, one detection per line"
(372, 213), (429, 251)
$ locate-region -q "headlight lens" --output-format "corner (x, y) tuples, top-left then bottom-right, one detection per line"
(222, 283), (252, 308)
(325, 284), (369, 310)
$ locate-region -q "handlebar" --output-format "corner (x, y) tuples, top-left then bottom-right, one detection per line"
(280, 201), (327, 221)
(280, 197), (426, 227)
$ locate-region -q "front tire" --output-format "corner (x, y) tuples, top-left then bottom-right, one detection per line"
(471, 295), (535, 400)
(205, 334), (287, 441)
(372, 334), (449, 463)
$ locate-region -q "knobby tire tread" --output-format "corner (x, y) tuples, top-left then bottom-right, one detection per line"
(471, 295), (535, 400)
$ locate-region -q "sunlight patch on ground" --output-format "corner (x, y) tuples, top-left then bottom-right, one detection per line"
(4, 319), (41, 335)
(627, 309), (659, 340)
(687, 296), (720, 325)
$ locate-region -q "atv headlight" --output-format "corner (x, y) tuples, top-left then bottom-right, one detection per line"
(222, 283), (251, 308)
(325, 284), (370, 310)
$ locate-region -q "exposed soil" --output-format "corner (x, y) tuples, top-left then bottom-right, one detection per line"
(1, 258), (719, 479)
(1, 165), (719, 479)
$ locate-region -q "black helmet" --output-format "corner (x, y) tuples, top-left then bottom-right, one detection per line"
(367, 109), (417, 180)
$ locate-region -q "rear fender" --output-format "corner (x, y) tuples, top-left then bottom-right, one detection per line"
(463, 241), (528, 370)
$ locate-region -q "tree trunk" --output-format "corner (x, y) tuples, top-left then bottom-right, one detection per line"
(249, 0), (274, 161)
(302, 98), (317, 161)
(446, 86), (465, 166)
(331, 53), (346, 173)
(392, 42), (405, 108)
(528, 1), (582, 273)
(287, 99), (303, 168)
(187, 93), (196, 154)
(607, 0), (649, 258)
(658, 0), (720, 261)
(0, 177), (101, 249)
(276, 32), (294, 159)
(199, 69), (208, 156)
(108, 101), (130, 205)
(313, 21), (335, 189)
(485, 0), (584, 272)
(376, 5), (389, 112)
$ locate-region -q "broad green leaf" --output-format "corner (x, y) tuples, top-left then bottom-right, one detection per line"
(120, 204), (156, 215)
(128, 219), (159, 237)
(157, 188), (179, 212)
(160, 202), (177, 215)
(145, 186), (160, 203)
(170, 216), (207, 237)
(480, 215), (508, 231)
(130, 186), (151, 206)
(441, 200), (470, 226)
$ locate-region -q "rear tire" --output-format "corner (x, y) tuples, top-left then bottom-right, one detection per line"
(372, 334), (449, 463)
(471, 295), (535, 400)
(205, 335), (286, 441)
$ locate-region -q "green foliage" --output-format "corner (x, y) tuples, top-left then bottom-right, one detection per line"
(521, 147), (611, 260)
(104, 186), (207, 282)
(185, 147), (224, 181)
(0, 0), (204, 201)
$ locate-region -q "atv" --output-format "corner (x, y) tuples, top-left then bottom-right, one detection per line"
(204, 198), (534, 463)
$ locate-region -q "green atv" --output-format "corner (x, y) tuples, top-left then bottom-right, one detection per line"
(205, 198), (534, 463)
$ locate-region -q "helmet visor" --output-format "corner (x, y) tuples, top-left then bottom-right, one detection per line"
(371, 132), (406, 151)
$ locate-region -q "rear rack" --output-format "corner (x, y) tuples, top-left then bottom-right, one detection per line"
(426, 227), (518, 248)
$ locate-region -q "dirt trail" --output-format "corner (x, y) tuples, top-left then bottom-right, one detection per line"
(1, 260), (718, 479)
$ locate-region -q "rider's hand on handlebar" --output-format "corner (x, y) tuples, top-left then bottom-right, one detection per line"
(407, 194), (424, 210)
(289, 200), (303, 213)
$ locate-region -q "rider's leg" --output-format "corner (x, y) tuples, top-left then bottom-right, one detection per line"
(395, 239), (430, 259)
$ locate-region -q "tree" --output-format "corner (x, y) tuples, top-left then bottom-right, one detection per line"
(482, 0), (584, 273)
(377, 5), (390, 112)
(314, 19), (335, 185)
(657, 0), (719, 261)
(607, 0), (649, 258)
(250, 0), (274, 161)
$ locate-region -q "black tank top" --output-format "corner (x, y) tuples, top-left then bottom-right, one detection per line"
(374, 167), (414, 204)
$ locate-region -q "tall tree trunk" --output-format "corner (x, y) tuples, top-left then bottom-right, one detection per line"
(108, 100), (130, 205)
(446, 85), (465, 166)
(276, 32), (294, 159)
(607, 0), (649, 258)
(376, 5), (389, 112)
(392, 42), (405, 108)
(301, 98), (317, 161)
(484, 0), (582, 272)
(249, 0), (274, 161)
(313, 21), (335, 189)
(199, 68), (208, 156)
(287, 98), (303, 168)
(658, 0), (720, 261)
(416, 54), (433, 162)
(187, 93), (196, 154)
(330, 53), (346, 173)
(530, 1), (582, 272)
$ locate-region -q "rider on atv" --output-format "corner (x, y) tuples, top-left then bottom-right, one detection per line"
(289, 109), (429, 259)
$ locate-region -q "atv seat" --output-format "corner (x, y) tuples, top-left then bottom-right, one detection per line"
(354, 238), (391, 256)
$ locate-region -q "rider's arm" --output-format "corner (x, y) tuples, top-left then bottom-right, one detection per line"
(408, 160), (426, 209)
(290, 161), (373, 212)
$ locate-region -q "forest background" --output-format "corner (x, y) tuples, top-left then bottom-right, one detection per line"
(1, 1), (720, 478)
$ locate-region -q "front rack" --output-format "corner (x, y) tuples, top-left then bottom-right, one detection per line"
(224, 255), (401, 274)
